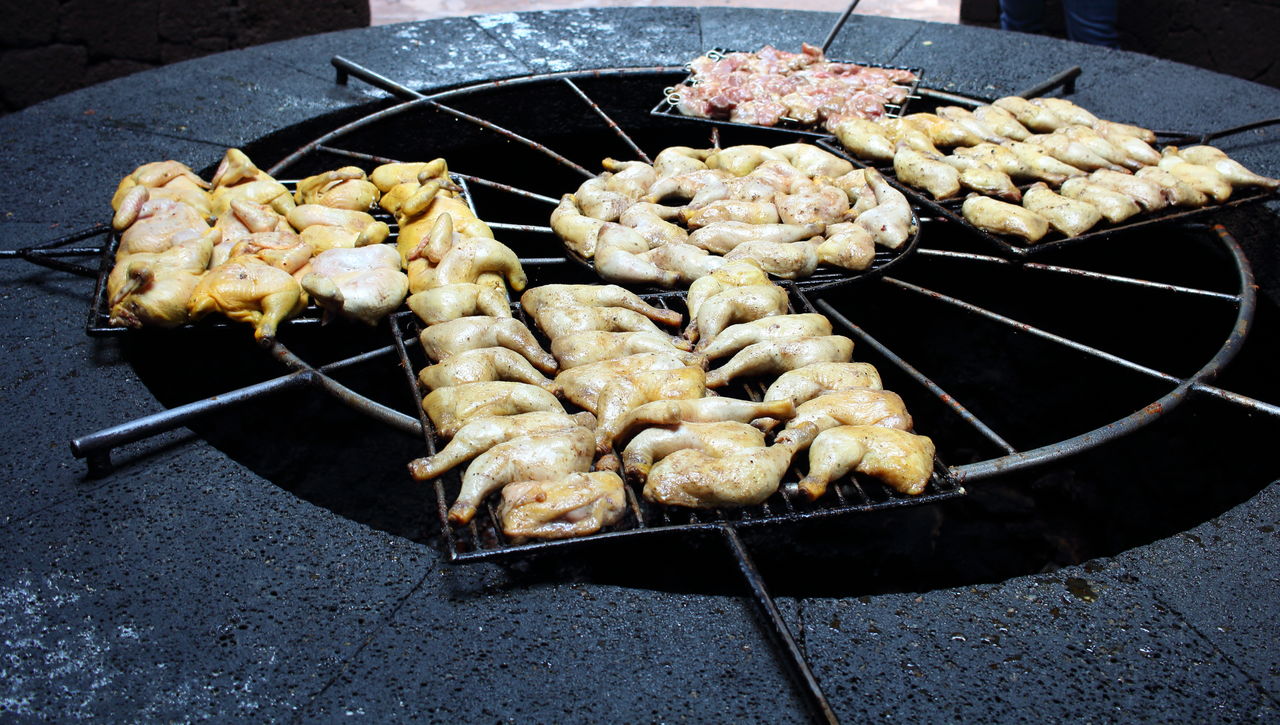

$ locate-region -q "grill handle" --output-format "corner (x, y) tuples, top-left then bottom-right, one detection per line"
(721, 524), (840, 725)
(332, 55), (424, 101)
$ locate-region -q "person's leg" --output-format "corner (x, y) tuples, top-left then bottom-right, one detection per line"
(1000, 0), (1046, 33)
(1063, 0), (1119, 47)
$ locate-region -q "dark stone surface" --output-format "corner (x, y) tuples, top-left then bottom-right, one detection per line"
(0, 9), (1278, 722)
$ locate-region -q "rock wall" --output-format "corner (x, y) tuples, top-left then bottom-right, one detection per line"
(0, 0), (370, 113)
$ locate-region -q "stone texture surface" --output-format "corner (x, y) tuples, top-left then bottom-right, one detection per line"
(0, 9), (1278, 722)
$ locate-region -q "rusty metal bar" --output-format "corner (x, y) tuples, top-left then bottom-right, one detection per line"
(487, 222), (554, 234)
(451, 172), (560, 205)
(561, 77), (652, 163)
(267, 340), (422, 436)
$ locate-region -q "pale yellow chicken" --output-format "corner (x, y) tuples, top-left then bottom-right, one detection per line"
(417, 347), (559, 393)
(1058, 178), (1142, 223)
(187, 255), (306, 341)
(418, 317), (557, 373)
(208, 149), (295, 217)
(687, 221), (822, 255)
(408, 411), (595, 481)
(763, 362), (885, 409)
(113, 190), (214, 257)
(498, 472), (628, 541)
(688, 282), (789, 344)
(592, 366), (707, 453)
(287, 204), (390, 254)
(554, 352), (701, 413)
(856, 169), (916, 249)
(697, 313), (833, 358)
(293, 167), (379, 211)
(622, 421), (765, 480)
(299, 244), (408, 325)
(521, 284), (682, 327)
(448, 426), (595, 524)
(111, 160), (212, 218)
(611, 397), (795, 448)
(775, 389), (914, 445)
(961, 195), (1050, 243)
(407, 283), (512, 325)
(550, 330), (697, 370)
(1174, 146), (1278, 190)
(530, 306), (668, 341)
(706, 335), (855, 387)
(423, 381), (566, 439)
(1022, 183), (1103, 238)
(797, 425), (936, 499)
(894, 145), (961, 200)
(107, 231), (215, 329)
(643, 436), (805, 508)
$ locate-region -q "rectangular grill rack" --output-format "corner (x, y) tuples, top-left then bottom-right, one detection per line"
(649, 48), (924, 138)
(386, 285), (963, 564)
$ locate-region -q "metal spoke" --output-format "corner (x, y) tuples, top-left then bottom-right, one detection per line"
(314, 144), (402, 165)
(430, 100), (593, 178)
(915, 248), (1240, 301)
(813, 299), (1018, 455)
(561, 78), (651, 163)
(487, 222), (554, 234)
(267, 340), (422, 436)
(451, 172), (560, 205)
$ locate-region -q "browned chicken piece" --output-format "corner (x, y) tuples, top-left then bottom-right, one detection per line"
(797, 425), (936, 499)
(530, 306), (667, 341)
(652, 146), (712, 177)
(551, 330), (697, 370)
(1133, 167), (1209, 208)
(775, 389), (913, 446)
(419, 317), (557, 373)
(1087, 169), (1169, 211)
(208, 149), (295, 217)
(856, 169), (916, 249)
(900, 112), (983, 148)
(943, 157), (1023, 202)
(706, 145), (788, 176)
(299, 245), (407, 325)
(622, 422), (765, 480)
(1176, 146), (1280, 189)
(111, 160), (212, 218)
(681, 199), (781, 229)
(643, 436), (805, 508)
(423, 382), (566, 439)
(369, 159), (448, 193)
(1058, 178), (1142, 223)
(554, 352), (700, 412)
(416, 236), (527, 292)
(894, 145), (961, 200)
(697, 313), (833, 358)
(574, 175), (632, 222)
(1092, 123), (1161, 166)
(992, 96), (1068, 132)
(498, 472), (628, 541)
(448, 426), (595, 524)
(961, 195), (1050, 243)
(686, 176), (779, 210)
(882, 119), (946, 158)
(643, 169), (732, 204)
(287, 204), (390, 254)
(294, 167), (380, 211)
(971, 105), (1030, 141)
(522, 284), (682, 326)
(418, 347), (559, 393)
(113, 190), (214, 256)
(1061, 126), (1143, 170)
(690, 283), (790, 344)
(611, 397), (795, 448)
(831, 118), (895, 162)
(408, 411), (595, 481)
(107, 231), (214, 328)
(936, 106), (1008, 143)
(407, 283), (512, 325)
(686, 221), (822, 255)
(592, 366), (707, 453)
(1157, 150), (1232, 202)
(1005, 142), (1088, 183)
(771, 143), (854, 178)
(187, 256), (306, 341)
(775, 179), (851, 226)
(1025, 132), (1124, 172)
(706, 335), (855, 387)
(763, 362), (884, 409)
(619, 202), (689, 247)
(1022, 183), (1103, 238)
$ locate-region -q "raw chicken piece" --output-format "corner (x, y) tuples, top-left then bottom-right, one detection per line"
(686, 176), (778, 210)
(448, 427), (595, 524)
(775, 389), (913, 445)
(187, 256), (306, 341)
(107, 232), (214, 328)
(113, 190), (213, 256)
(370, 159), (447, 193)
(856, 169), (916, 249)
(1175, 146), (1279, 189)
(645, 169), (734, 204)
(498, 472), (628, 541)
(530, 306), (667, 340)
(706, 336), (855, 387)
(764, 362), (884, 409)
(551, 330), (697, 370)
(622, 422), (765, 480)
(423, 382), (565, 439)
(226, 230), (313, 275)
(111, 160), (211, 218)
(691, 283), (790, 344)
(688, 221), (823, 254)
(408, 411), (595, 481)
(294, 167), (379, 210)
(416, 236), (527, 292)
(961, 196), (1050, 243)
(208, 149), (294, 217)
(697, 313), (832, 358)
(1058, 178), (1142, 223)
(643, 437), (805, 508)
(407, 283), (512, 325)
(612, 397), (794, 446)
(287, 204), (390, 254)
(797, 425), (935, 499)
(1022, 183), (1103, 238)
(419, 317), (556, 373)
(521, 284), (681, 326)
(300, 245), (408, 325)
(417, 347), (559, 392)
(214, 198), (291, 250)
(894, 145), (961, 200)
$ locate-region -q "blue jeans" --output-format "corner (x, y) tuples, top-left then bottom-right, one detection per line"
(1000, 0), (1119, 48)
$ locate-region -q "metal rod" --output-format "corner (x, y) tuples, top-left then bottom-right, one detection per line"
(487, 222), (554, 234)
(915, 87), (984, 108)
(10, 254), (98, 277)
(451, 172), (560, 205)
(1017, 66), (1082, 98)
(1163, 116), (1280, 146)
(314, 144), (402, 165)
(915, 248), (1240, 301)
(814, 299), (1018, 454)
(332, 55), (423, 100)
(0, 247), (104, 258)
(517, 257), (569, 265)
(561, 78), (652, 163)
(268, 341), (423, 436)
(820, 0), (863, 53)
(430, 100), (594, 178)
(721, 525), (839, 725)
(883, 276), (1183, 383)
